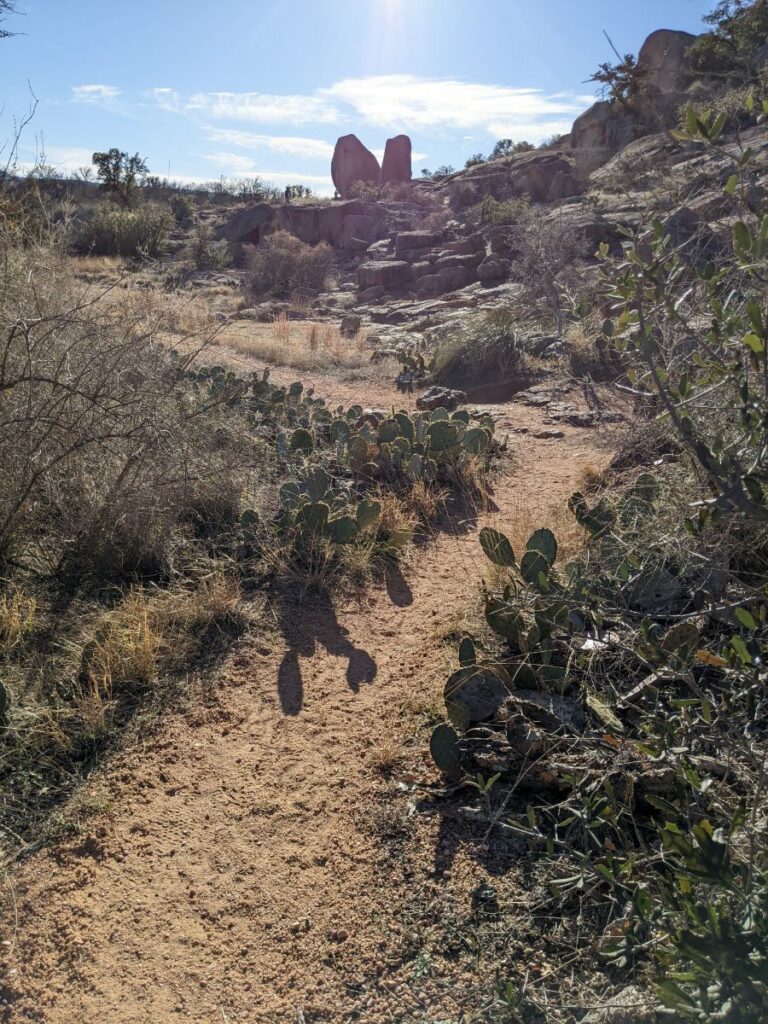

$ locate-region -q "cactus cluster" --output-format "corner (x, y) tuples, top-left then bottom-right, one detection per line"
(341, 406), (494, 485)
(277, 464), (382, 546)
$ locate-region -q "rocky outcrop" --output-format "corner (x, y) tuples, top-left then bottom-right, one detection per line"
(571, 101), (639, 175)
(570, 29), (703, 174)
(216, 203), (276, 244)
(276, 199), (387, 250)
(637, 29), (699, 96)
(331, 135), (381, 198)
(357, 261), (413, 291)
(450, 150), (582, 207)
(380, 135), (412, 185)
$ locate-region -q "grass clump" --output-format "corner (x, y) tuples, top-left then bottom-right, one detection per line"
(430, 308), (528, 388)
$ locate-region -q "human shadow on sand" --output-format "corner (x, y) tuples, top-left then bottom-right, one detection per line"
(275, 588), (377, 716)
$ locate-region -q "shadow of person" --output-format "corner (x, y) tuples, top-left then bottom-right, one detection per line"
(385, 561), (414, 607)
(275, 588), (377, 716)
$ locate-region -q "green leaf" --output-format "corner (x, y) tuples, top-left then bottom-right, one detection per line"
(724, 173), (738, 196)
(586, 693), (624, 733)
(735, 607), (758, 630)
(710, 111), (726, 141)
(731, 634), (752, 665)
(743, 333), (765, 355)
(734, 220), (752, 252)
(685, 104), (699, 137)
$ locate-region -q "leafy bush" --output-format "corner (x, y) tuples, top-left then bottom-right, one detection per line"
(244, 230), (334, 297)
(185, 222), (230, 271)
(428, 96), (768, 1022)
(170, 192), (196, 225)
(76, 201), (173, 257)
(689, 0), (768, 79)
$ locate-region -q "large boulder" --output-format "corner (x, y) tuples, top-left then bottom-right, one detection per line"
(216, 203), (276, 244)
(395, 231), (444, 258)
(637, 29), (699, 96)
(332, 134), (381, 198)
(570, 101), (639, 175)
(357, 261), (413, 291)
(277, 199), (387, 249)
(380, 135), (412, 185)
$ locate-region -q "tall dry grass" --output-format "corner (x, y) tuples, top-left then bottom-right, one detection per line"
(216, 311), (371, 370)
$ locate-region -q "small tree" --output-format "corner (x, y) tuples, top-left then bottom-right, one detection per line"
(464, 153), (486, 169)
(92, 149), (149, 207)
(689, 0), (768, 79)
(0, 0), (18, 39)
(589, 52), (646, 104)
(490, 139), (535, 159)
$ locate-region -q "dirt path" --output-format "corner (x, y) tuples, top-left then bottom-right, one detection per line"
(0, 394), (622, 1024)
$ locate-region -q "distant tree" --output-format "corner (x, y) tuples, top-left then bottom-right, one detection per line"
(689, 0), (768, 78)
(92, 149), (149, 207)
(464, 153), (486, 169)
(490, 139), (535, 159)
(422, 165), (456, 179)
(0, 0), (18, 39)
(285, 184), (313, 199)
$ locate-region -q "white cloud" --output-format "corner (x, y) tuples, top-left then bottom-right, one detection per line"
(202, 151), (258, 173)
(204, 128), (335, 161)
(155, 76), (590, 144)
(71, 84), (121, 106)
(323, 75), (591, 142)
(186, 91), (341, 125)
(151, 87), (182, 112)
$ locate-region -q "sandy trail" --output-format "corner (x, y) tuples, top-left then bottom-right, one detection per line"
(0, 388), (622, 1024)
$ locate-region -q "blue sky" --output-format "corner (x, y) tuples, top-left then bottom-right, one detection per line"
(2, 0), (715, 194)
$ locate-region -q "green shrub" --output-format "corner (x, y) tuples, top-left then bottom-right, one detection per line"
(76, 202), (173, 257)
(185, 222), (230, 271)
(244, 230), (334, 297)
(170, 192), (196, 225)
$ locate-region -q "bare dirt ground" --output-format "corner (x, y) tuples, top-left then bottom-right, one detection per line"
(0, 364), (625, 1023)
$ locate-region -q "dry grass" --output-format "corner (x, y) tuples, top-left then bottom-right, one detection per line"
(216, 312), (371, 370)
(0, 590), (36, 656)
(576, 462), (604, 494)
(482, 492), (587, 571)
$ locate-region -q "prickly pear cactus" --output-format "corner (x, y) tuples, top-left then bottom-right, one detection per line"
(427, 420), (463, 453)
(296, 501), (330, 535)
(290, 427), (313, 454)
(480, 528), (516, 567)
(326, 515), (358, 544)
(430, 723), (462, 778)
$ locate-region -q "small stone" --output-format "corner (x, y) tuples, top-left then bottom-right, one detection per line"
(416, 386), (468, 412)
(533, 429), (565, 439)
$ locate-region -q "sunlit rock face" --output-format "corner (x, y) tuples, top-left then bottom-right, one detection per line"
(380, 135), (412, 185)
(570, 28), (703, 174)
(637, 28), (699, 96)
(331, 134), (381, 198)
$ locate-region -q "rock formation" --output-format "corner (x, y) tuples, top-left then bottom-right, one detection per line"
(331, 135), (381, 198)
(570, 28), (703, 174)
(637, 28), (699, 96)
(380, 135), (412, 185)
